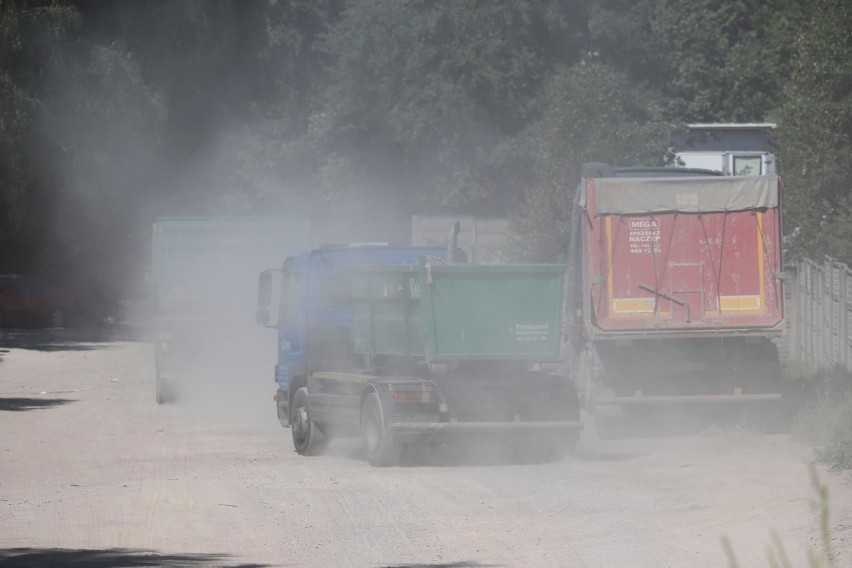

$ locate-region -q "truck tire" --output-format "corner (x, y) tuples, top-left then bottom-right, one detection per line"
(290, 387), (327, 456)
(361, 392), (400, 467)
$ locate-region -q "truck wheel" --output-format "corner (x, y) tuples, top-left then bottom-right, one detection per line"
(291, 387), (327, 456)
(361, 392), (400, 467)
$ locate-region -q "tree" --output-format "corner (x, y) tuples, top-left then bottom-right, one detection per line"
(0, 1), (80, 271)
(647, 0), (805, 122)
(512, 58), (671, 261)
(0, 0), (823, 307)
(587, 0), (658, 81)
(310, 0), (588, 226)
(776, 0), (852, 263)
(36, 39), (166, 305)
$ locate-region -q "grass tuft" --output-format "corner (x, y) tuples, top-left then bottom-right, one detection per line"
(795, 367), (852, 470)
(723, 465), (836, 568)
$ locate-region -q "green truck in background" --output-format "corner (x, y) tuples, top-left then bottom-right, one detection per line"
(151, 216), (310, 404)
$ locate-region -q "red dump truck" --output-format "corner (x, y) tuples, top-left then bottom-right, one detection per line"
(565, 163), (785, 435)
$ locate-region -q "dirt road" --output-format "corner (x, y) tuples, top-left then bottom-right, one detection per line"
(1, 326), (851, 567)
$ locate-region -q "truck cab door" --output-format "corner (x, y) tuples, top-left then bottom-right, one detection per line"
(305, 261), (355, 373)
(276, 266), (307, 394)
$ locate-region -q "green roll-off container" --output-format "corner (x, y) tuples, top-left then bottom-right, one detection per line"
(351, 260), (564, 362)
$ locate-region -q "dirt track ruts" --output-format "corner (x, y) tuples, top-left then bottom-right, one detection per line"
(1, 326), (851, 567)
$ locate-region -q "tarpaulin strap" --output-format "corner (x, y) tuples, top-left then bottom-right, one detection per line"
(651, 213), (678, 310)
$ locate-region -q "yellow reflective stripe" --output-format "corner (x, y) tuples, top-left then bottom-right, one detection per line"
(612, 298), (656, 313)
(720, 295), (761, 311)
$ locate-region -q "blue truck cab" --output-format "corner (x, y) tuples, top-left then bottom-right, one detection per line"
(256, 244), (463, 429)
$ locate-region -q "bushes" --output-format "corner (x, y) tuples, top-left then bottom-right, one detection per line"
(795, 367), (852, 470)
(723, 465), (837, 568)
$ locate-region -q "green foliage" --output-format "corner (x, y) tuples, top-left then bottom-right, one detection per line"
(0, 1), (81, 269)
(314, 0), (586, 214)
(587, 0), (658, 81)
(587, 0), (806, 122)
(39, 40), (166, 301)
(511, 58), (671, 261)
(723, 465), (836, 568)
(0, 0), (343, 302)
(777, 0), (852, 264)
(649, 0), (805, 122)
(795, 367), (852, 470)
(0, 71), (37, 238)
(0, 0), (846, 307)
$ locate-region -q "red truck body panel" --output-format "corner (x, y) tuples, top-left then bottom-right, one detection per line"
(581, 175), (783, 337)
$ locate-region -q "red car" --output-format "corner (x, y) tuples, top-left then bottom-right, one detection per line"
(0, 274), (76, 329)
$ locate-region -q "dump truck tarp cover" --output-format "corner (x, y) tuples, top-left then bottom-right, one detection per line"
(591, 175), (778, 215)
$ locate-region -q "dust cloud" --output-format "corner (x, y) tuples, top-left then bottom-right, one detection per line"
(32, 47), (414, 430)
(22, 1), (794, 465)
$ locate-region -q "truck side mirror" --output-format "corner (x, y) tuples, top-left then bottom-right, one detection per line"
(256, 307), (270, 326)
(258, 271), (273, 308)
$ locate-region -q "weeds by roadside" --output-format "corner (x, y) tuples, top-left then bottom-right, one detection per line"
(723, 465), (837, 568)
(795, 367), (852, 470)
(726, 362), (850, 568)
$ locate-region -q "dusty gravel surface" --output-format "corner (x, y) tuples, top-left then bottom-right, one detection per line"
(2, 325), (852, 567)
